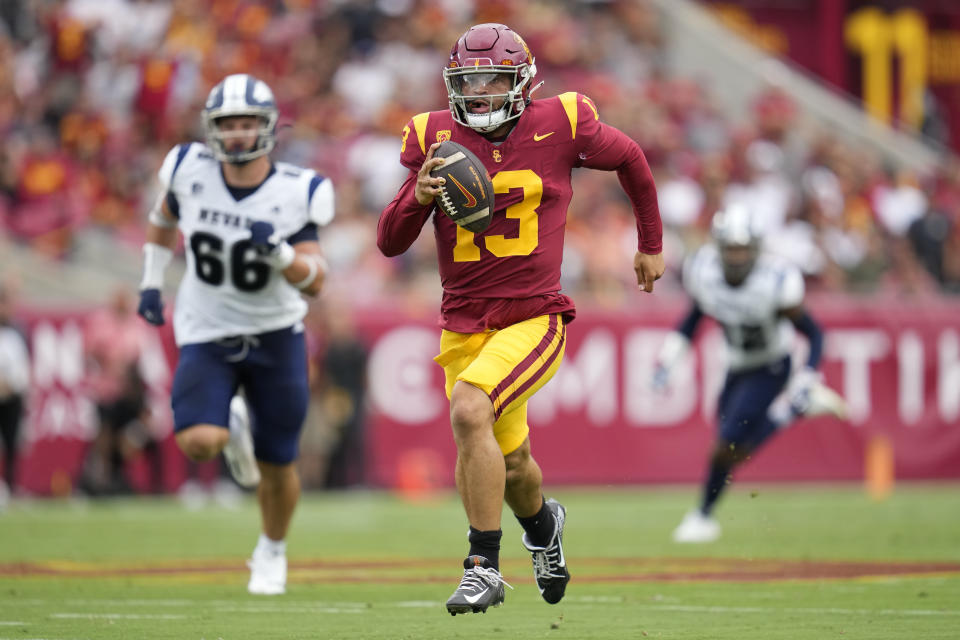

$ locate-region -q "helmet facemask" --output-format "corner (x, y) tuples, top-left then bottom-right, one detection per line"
(443, 63), (535, 133)
(711, 205), (761, 285)
(202, 74), (279, 164)
(203, 108), (278, 164)
(719, 241), (759, 285)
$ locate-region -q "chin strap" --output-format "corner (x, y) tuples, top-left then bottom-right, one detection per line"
(466, 107), (509, 133)
(527, 80), (545, 101)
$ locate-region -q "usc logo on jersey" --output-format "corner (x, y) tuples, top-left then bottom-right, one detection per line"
(492, 149), (502, 163)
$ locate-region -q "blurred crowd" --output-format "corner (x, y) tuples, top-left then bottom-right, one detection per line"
(2, 0), (960, 310)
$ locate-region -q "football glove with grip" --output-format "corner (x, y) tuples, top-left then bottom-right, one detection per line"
(138, 289), (165, 326)
(651, 331), (691, 391)
(787, 366), (823, 415)
(651, 363), (671, 392)
(249, 221), (295, 270)
(779, 366), (847, 421)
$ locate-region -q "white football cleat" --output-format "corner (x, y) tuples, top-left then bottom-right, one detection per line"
(801, 382), (848, 420)
(672, 509), (721, 544)
(790, 380), (847, 421)
(224, 396), (260, 489)
(211, 478), (243, 510)
(247, 548), (287, 595)
(177, 479), (209, 511)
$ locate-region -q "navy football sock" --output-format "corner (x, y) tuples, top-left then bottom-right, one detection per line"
(467, 527), (502, 570)
(516, 497), (555, 547)
(746, 418), (779, 452)
(700, 463), (731, 516)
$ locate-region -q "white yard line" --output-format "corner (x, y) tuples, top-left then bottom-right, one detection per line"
(63, 599), (193, 607)
(217, 606), (365, 614)
(629, 604), (960, 617)
(50, 614), (187, 620)
(394, 601), (441, 608)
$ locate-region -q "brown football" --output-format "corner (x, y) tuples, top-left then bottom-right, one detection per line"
(430, 141), (494, 233)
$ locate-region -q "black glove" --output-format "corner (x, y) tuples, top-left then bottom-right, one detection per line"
(138, 288), (165, 326)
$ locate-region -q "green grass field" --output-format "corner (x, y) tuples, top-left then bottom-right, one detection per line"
(1, 483), (958, 639)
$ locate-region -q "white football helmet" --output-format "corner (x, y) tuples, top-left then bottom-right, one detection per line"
(202, 74), (279, 163)
(711, 204), (762, 284)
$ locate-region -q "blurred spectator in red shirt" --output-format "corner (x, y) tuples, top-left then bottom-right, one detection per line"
(81, 287), (157, 495)
(9, 130), (84, 257)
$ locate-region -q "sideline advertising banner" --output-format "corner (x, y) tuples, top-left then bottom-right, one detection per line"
(361, 298), (960, 487)
(11, 298), (960, 494)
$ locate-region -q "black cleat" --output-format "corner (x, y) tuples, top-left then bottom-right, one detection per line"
(521, 498), (570, 604)
(445, 555), (510, 615)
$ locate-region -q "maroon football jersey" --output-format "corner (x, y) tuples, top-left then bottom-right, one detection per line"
(379, 92), (661, 332)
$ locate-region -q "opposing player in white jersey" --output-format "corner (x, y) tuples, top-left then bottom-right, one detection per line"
(136, 74), (333, 593)
(653, 205), (845, 543)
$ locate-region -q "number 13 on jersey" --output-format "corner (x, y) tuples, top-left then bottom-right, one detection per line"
(453, 169), (542, 262)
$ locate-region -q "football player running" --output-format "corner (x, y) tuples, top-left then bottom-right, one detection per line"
(137, 74), (333, 594)
(378, 23), (664, 615)
(654, 204), (847, 544)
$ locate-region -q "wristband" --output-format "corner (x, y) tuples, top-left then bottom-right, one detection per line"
(292, 255), (328, 290)
(140, 243), (173, 290)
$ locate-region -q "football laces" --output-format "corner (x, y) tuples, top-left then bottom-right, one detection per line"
(437, 184), (457, 216)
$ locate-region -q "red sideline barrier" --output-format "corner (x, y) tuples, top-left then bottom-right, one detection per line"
(12, 311), (188, 496)
(359, 296), (960, 488)
(8, 297), (960, 494)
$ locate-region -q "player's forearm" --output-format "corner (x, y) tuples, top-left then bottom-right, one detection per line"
(613, 144), (662, 255)
(377, 173), (432, 257)
(676, 303), (704, 340)
(582, 124), (662, 254)
(790, 310), (824, 368)
(621, 165), (662, 255)
(140, 223), (178, 290)
(281, 246), (327, 297)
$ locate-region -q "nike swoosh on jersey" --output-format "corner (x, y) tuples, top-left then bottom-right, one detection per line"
(464, 588), (490, 604)
(448, 175), (478, 208)
(533, 132), (554, 141)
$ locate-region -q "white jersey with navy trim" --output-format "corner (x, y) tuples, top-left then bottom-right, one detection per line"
(158, 142), (334, 346)
(682, 244), (804, 372)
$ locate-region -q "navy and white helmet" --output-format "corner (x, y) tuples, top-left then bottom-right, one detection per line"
(711, 204), (762, 283)
(202, 74), (279, 163)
